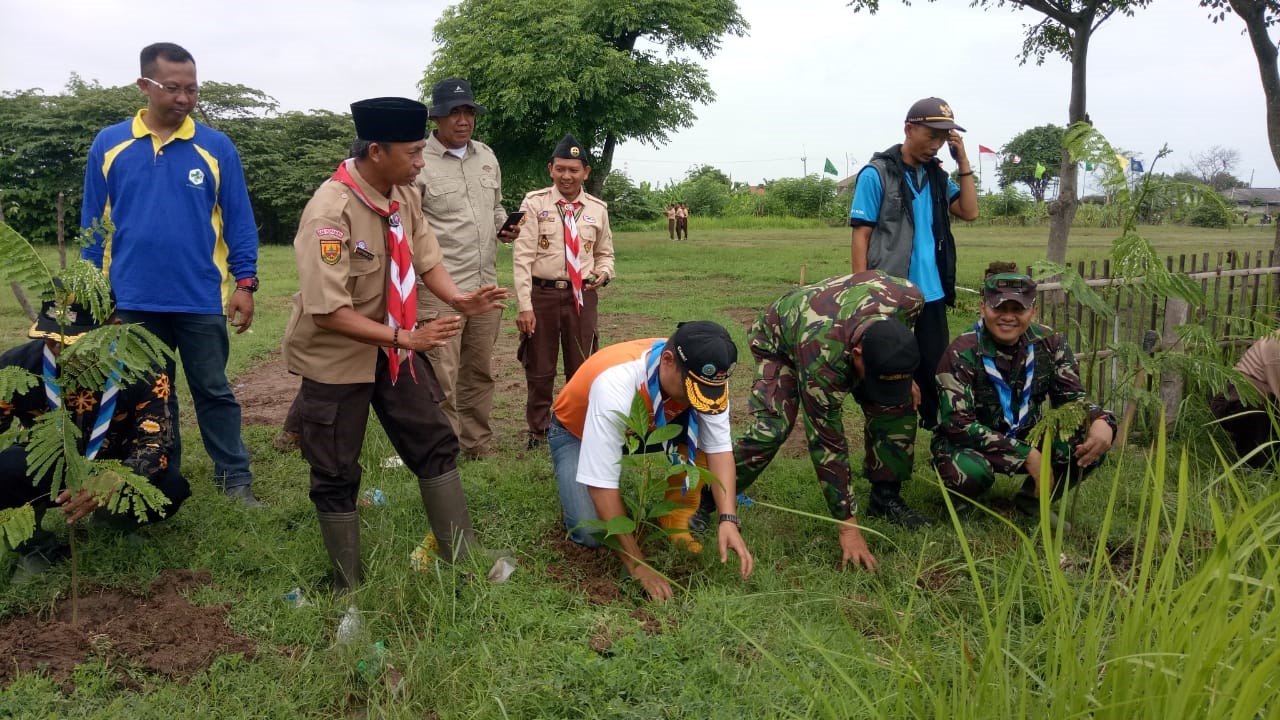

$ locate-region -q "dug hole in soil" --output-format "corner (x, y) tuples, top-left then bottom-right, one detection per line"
(0, 570), (255, 692)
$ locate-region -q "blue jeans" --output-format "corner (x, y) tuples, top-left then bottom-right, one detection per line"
(116, 311), (253, 488)
(548, 417), (602, 547)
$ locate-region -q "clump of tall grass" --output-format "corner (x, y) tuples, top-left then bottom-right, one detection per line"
(746, 415), (1278, 718)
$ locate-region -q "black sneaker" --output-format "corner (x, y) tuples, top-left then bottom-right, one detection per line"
(866, 496), (933, 529)
(688, 486), (715, 535)
(1013, 494), (1072, 534)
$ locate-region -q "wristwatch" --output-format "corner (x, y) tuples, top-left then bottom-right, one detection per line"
(236, 277), (259, 293)
(718, 513), (741, 528)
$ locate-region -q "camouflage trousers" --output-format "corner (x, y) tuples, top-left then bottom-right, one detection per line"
(931, 435), (1100, 499)
(734, 318), (918, 518)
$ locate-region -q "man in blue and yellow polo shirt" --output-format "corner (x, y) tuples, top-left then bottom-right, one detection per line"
(80, 42), (262, 506)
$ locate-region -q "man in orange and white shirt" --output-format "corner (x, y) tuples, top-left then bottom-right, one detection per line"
(548, 321), (752, 601)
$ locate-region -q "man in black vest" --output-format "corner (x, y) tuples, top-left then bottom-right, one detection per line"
(849, 97), (978, 446)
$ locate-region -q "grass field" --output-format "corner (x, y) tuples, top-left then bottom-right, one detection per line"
(1, 224), (1277, 718)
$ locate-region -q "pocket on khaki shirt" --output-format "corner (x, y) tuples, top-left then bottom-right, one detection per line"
(349, 255), (384, 304)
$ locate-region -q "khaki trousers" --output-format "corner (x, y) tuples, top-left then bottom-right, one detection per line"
(419, 294), (503, 454)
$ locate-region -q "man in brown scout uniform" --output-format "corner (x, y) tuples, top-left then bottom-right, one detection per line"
(665, 204), (677, 240)
(513, 134), (615, 449)
(415, 78), (517, 460)
(283, 97), (508, 615)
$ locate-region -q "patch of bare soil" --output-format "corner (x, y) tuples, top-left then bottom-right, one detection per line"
(0, 569), (256, 692)
(232, 354), (299, 427)
(543, 531), (624, 605)
(1106, 541), (1136, 575)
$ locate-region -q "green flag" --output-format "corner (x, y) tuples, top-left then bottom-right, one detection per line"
(824, 158), (838, 175)
(1084, 161), (1095, 171)
(1034, 162), (1047, 179)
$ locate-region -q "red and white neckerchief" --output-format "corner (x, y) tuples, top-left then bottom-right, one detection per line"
(331, 159), (417, 384)
(556, 199), (584, 312)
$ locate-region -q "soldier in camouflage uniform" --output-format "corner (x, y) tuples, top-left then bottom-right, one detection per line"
(933, 271), (1116, 526)
(700, 270), (930, 571)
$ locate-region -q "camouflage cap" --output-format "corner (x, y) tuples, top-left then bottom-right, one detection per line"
(983, 272), (1037, 309)
(859, 318), (919, 407)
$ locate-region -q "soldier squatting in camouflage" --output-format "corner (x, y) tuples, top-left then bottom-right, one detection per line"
(932, 321), (1117, 497)
(734, 270), (924, 519)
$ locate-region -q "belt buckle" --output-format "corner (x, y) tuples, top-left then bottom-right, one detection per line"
(555, 280), (569, 290)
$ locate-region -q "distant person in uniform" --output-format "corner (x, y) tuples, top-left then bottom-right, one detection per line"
(932, 267), (1115, 531)
(512, 134), (615, 449)
(80, 42), (263, 506)
(282, 97), (508, 613)
(1211, 334), (1280, 469)
(675, 203), (689, 240)
(665, 204), (677, 240)
(850, 96), (978, 431)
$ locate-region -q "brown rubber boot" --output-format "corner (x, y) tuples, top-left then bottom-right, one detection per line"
(417, 469), (479, 564)
(316, 510), (361, 594)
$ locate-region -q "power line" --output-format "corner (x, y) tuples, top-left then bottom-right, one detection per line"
(611, 156), (799, 165)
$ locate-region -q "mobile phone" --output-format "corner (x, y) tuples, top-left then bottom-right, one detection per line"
(499, 211), (526, 235)
(948, 137), (959, 161)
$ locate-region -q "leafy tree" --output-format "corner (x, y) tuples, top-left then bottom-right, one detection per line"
(679, 174), (733, 216)
(999, 124), (1065, 202)
(761, 175), (839, 217)
(222, 110), (353, 244)
(424, 0), (748, 198)
(685, 164), (733, 187)
(847, 0), (1153, 265)
(599, 170), (664, 223)
(0, 77), (138, 244)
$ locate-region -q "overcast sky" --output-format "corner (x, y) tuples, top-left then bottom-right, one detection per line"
(1, 0), (1275, 192)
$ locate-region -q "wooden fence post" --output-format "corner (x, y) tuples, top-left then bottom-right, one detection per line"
(1159, 297), (1189, 428)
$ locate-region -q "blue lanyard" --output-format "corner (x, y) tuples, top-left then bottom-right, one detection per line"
(975, 321), (1035, 438)
(645, 340), (699, 492)
(43, 343), (121, 460)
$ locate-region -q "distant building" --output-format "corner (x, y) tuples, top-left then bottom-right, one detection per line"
(1224, 188), (1280, 215)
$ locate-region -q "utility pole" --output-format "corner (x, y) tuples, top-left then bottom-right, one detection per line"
(801, 146), (807, 177)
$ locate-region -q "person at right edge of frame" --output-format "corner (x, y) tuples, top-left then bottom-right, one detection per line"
(849, 96), (978, 431)
(512, 134), (615, 450)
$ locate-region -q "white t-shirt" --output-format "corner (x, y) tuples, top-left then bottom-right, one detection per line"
(575, 352), (733, 489)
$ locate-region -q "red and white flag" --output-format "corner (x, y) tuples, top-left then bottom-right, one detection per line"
(978, 145), (997, 156)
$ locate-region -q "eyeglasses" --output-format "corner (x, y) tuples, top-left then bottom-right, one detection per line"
(141, 77), (199, 97)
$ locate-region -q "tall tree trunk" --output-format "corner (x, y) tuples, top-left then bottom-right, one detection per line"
(1231, 0), (1280, 264)
(587, 133), (616, 198)
(1046, 20), (1090, 265)
(0, 195), (38, 322)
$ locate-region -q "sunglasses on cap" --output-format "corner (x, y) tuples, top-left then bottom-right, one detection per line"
(983, 273), (1035, 293)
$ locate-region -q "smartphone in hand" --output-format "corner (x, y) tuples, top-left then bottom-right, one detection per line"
(499, 211), (526, 235)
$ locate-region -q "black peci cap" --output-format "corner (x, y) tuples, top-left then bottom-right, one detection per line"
(351, 97), (429, 143)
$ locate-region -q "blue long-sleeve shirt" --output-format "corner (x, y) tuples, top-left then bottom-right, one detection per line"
(80, 110), (258, 314)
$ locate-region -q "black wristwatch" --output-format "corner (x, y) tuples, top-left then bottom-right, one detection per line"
(719, 513), (741, 528)
(236, 276), (259, 293)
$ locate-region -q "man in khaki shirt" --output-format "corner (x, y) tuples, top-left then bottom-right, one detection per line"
(415, 78), (517, 459)
(512, 134), (615, 448)
(283, 97), (508, 614)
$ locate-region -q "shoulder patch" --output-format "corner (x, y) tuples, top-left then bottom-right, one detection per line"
(320, 238), (342, 265)
(316, 227), (345, 240)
